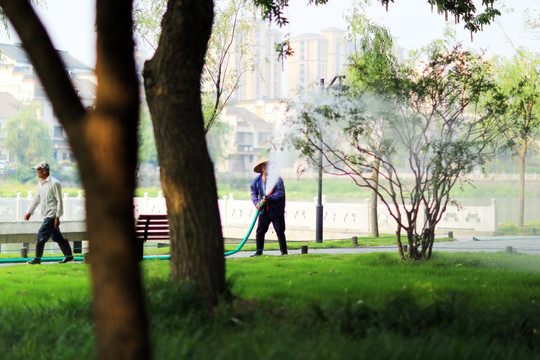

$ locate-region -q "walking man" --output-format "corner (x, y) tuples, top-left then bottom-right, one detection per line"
(25, 161), (74, 264)
(250, 157), (288, 256)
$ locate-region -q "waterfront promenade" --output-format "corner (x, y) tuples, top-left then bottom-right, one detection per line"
(225, 235), (540, 258)
(1, 235), (538, 267)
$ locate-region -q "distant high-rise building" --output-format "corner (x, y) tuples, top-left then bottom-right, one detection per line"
(286, 28), (351, 97)
(213, 27), (355, 175)
(229, 21), (284, 101)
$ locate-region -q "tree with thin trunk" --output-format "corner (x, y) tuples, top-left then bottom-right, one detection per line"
(488, 50), (540, 228)
(0, 1), (149, 358)
(345, 8), (402, 237)
(286, 43), (504, 260)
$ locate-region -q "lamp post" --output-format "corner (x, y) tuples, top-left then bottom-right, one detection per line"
(315, 76), (348, 243)
(316, 79), (325, 243)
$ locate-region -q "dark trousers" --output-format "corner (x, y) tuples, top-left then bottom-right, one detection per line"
(255, 212), (287, 254)
(36, 217), (73, 257)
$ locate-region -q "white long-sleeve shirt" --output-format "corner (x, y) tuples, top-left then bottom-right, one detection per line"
(27, 175), (63, 219)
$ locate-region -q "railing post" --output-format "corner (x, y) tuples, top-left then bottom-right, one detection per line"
(63, 192), (70, 220)
(27, 191), (33, 217)
(221, 195), (229, 227)
(16, 192), (22, 221)
(144, 192), (149, 214)
(490, 198), (498, 232)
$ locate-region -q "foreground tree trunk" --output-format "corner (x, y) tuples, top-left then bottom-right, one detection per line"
(143, 0), (226, 305)
(0, 1), (150, 358)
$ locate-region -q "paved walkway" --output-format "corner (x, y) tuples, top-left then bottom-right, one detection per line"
(227, 235), (540, 258)
(1, 235), (538, 266)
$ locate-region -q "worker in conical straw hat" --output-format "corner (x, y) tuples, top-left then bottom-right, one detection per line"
(250, 157), (288, 256)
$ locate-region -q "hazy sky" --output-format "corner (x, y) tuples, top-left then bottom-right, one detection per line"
(0, 0), (537, 66)
(285, 0), (538, 58)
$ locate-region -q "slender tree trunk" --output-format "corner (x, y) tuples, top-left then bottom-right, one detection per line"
(396, 228), (405, 260)
(518, 140), (527, 228)
(0, 1), (150, 358)
(143, 0), (226, 305)
(407, 227), (424, 260)
(370, 158), (380, 238)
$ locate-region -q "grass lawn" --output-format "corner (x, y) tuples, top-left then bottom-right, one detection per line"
(499, 220), (540, 236)
(139, 235), (454, 256)
(0, 252), (538, 359)
(0, 235), (454, 261)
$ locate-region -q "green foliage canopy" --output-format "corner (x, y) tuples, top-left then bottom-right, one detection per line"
(138, 107), (158, 165)
(5, 106), (52, 166)
(490, 49), (540, 152)
(285, 31), (503, 260)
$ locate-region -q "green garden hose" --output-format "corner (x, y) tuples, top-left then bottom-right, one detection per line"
(224, 208), (260, 256)
(0, 209), (261, 264)
(0, 256), (85, 264)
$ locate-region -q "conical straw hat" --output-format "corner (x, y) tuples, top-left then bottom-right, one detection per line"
(253, 157), (270, 173)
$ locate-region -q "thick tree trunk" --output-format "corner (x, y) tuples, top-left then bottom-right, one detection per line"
(81, 2), (149, 358)
(518, 141), (526, 228)
(0, 1), (150, 359)
(82, 117), (149, 360)
(143, 0), (226, 305)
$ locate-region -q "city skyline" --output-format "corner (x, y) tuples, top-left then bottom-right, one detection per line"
(0, 0), (535, 68)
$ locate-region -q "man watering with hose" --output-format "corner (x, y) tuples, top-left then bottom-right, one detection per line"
(250, 157), (288, 256)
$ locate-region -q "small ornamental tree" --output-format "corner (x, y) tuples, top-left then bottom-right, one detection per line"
(487, 50), (540, 228)
(285, 43), (504, 260)
(345, 8), (402, 237)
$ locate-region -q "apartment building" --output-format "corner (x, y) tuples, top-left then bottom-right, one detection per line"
(215, 26), (352, 175)
(217, 99), (287, 176)
(0, 43), (95, 165)
(229, 21), (284, 102)
(286, 28), (351, 98)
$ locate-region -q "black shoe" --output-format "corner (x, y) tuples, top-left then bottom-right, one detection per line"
(58, 256), (74, 264)
(250, 252), (262, 257)
(27, 258), (41, 265)
(281, 253), (288, 256)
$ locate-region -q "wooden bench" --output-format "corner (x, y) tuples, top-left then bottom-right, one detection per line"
(135, 214), (170, 259)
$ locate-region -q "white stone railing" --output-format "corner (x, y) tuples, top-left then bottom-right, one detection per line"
(0, 191), (499, 237)
(0, 191), (87, 221)
(217, 194), (498, 236)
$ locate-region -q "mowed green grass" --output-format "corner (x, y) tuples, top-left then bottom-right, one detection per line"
(226, 252), (540, 308)
(138, 235), (453, 256)
(0, 252), (538, 359)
